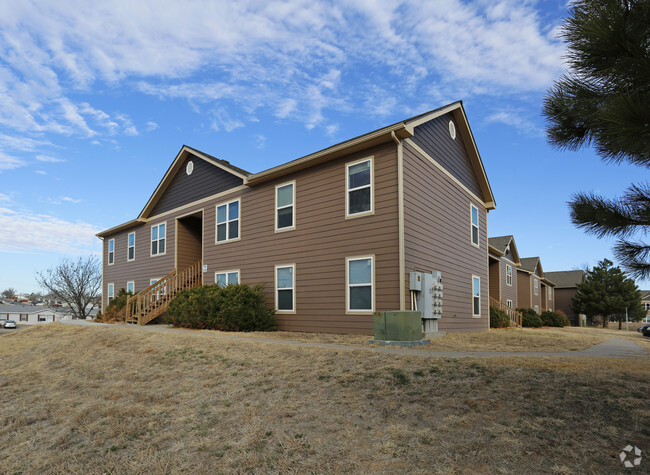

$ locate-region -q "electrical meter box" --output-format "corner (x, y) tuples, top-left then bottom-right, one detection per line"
(373, 311), (423, 341)
(410, 271), (443, 319)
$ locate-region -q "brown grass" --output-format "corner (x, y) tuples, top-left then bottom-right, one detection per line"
(1, 323), (648, 473)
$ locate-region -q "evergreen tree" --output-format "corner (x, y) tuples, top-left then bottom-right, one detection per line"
(542, 0), (650, 278)
(571, 259), (643, 327)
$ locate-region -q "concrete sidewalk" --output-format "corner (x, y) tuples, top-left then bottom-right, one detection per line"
(59, 320), (649, 359)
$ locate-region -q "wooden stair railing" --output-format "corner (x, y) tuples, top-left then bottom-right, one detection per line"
(489, 297), (522, 327)
(125, 260), (203, 325)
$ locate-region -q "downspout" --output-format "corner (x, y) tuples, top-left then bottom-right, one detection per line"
(392, 131), (406, 311)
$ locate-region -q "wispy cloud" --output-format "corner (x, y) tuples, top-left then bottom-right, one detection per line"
(485, 109), (544, 136)
(36, 154), (65, 163)
(0, 207), (100, 253)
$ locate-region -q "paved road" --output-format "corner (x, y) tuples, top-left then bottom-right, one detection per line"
(56, 320), (650, 359)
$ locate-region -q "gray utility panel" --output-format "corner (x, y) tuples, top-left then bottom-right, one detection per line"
(409, 271), (443, 319)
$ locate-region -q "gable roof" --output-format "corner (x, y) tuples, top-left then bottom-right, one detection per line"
(488, 235), (521, 265)
(544, 270), (586, 289)
(519, 257), (543, 276)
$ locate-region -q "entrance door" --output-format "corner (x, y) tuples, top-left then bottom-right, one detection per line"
(176, 211), (203, 271)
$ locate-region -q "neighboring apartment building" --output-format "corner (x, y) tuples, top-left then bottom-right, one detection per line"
(488, 235), (521, 310)
(517, 257), (555, 314)
(545, 270), (586, 325)
(97, 101), (496, 334)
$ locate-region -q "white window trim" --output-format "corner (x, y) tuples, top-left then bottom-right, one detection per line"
(548, 287), (552, 299)
(534, 305), (540, 314)
(215, 269), (240, 287)
(470, 204), (480, 248)
(126, 281), (135, 294)
(275, 181), (296, 232)
(346, 255), (375, 314)
(107, 283), (114, 304)
(150, 222), (167, 257)
(108, 239), (115, 266)
(127, 232), (136, 262)
(506, 264), (512, 286)
(345, 157), (374, 219)
(534, 278), (539, 295)
(506, 299), (513, 308)
(215, 198), (241, 244)
(275, 264), (295, 313)
(472, 275), (481, 317)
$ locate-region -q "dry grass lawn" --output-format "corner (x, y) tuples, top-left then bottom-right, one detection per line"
(1, 323), (648, 473)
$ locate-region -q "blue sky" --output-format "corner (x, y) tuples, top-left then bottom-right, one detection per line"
(0, 0), (643, 293)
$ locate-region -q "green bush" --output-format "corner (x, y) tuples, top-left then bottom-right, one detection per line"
(96, 288), (133, 322)
(165, 284), (276, 332)
(489, 306), (510, 328)
(518, 307), (543, 328)
(540, 310), (570, 327)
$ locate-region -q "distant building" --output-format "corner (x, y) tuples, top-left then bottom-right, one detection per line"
(544, 270), (586, 326)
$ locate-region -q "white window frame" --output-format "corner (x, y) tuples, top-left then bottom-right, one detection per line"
(275, 264), (295, 313)
(534, 278), (539, 295)
(127, 281), (135, 294)
(215, 198), (241, 243)
(107, 283), (114, 304)
(108, 239), (114, 265)
(472, 275), (481, 317)
(215, 270), (240, 287)
(346, 157), (373, 218)
(506, 264), (512, 286)
(506, 299), (513, 308)
(275, 181), (296, 232)
(127, 232), (135, 262)
(548, 286), (552, 300)
(534, 305), (540, 314)
(150, 222), (167, 257)
(346, 256), (374, 313)
(470, 204), (479, 247)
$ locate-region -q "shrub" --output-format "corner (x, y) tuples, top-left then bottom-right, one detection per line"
(165, 284), (276, 332)
(540, 310), (570, 327)
(518, 307), (543, 328)
(489, 306), (510, 328)
(96, 288), (133, 323)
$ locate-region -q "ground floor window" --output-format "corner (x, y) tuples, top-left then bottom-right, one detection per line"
(215, 270), (239, 287)
(275, 265), (295, 312)
(472, 276), (480, 317)
(347, 256), (373, 312)
(127, 281), (135, 294)
(107, 283), (114, 304)
(506, 299), (513, 308)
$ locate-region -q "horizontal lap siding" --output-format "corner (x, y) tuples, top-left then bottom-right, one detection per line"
(488, 259), (500, 301)
(500, 259), (518, 307)
(403, 141), (489, 333)
(102, 223), (176, 310)
(203, 142), (400, 334)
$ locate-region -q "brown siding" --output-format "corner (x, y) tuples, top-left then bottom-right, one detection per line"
(517, 271), (531, 309)
(176, 213), (203, 270)
(410, 113), (483, 200)
(555, 288), (577, 319)
(500, 259), (518, 307)
(150, 154), (243, 216)
(488, 258), (500, 301)
(402, 141), (489, 333)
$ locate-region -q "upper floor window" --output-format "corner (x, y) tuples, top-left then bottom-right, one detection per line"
(151, 223), (166, 256)
(534, 278), (539, 295)
(216, 199), (240, 243)
(472, 276), (481, 317)
(506, 299), (513, 308)
(347, 256), (373, 312)
(548, 287), (552, 300)
(470, 204), (479, 247)
(506, 264), (512, 286)
(108, 239), (115, 265)
(276, 182), (295, 231)
(645, 302), (650, 311)
(215, 270), (239, 287)
(127, 232), (135, 261)
(276, 265), (295, 312)
(346, 158), (373, 217)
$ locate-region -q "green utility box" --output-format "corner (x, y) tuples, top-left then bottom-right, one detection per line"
(373, 311), (423, 341)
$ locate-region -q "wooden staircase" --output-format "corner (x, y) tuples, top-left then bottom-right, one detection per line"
(125, 260), (203, 325)
(490, 297), (523, 327)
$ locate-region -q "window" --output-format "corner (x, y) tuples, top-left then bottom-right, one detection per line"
(506, 264), (512, 286)
(472, 276), (480, 317)
(107, 283), (114, 304)
(534, 305), (540, 314)
(534, 278), (539, 295)
(347, 256), (373, 312)
(276, 182), (295, 231)
(216, 199), (240, 242)
(127, 281), (135, 294)
(215, 270), (239, 287)
(470, 205), (479, 247)
(346, 158), (372, 217)
(275, 265), (295, 312)
(506, 299), (513, 308)
(127, 232), (135, 261)
(151, 223), (166, 256)
(108, 239), (114, 265)
(548, 287), (552, 300)
(645, 303), (650, 311)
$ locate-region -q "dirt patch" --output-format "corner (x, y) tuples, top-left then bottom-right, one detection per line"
(0, 323), (648, 473)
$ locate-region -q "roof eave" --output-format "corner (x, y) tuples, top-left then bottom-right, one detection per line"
(96, 218), (145, 238)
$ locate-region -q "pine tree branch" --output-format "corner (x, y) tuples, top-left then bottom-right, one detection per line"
(614, 239), (650, 279)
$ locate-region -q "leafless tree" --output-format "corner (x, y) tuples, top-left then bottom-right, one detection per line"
(36, 256), (102, 320)
(1, 288), (16, 299)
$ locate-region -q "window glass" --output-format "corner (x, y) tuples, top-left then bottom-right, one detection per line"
(276, 183), (294, 230)
(348, 161), (370, 188)
(151, 223), (166, 255)
(216, 271), (239, 287)
(216, 200), (240, 242)
(276, 266), (294, 311)
(108, 239), (114, 264)
(472, 276), (480, 316)
(127, 282), (134, 294)
(228, 272), (238, 285)
(471, 206), (479, 246)
(347, 159), (372, 216)
(348, 257), (372, 311)
(128, 233), (135, 261)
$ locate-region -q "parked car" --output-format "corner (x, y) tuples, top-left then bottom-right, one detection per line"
(3, 320), (16, 328)
(639, 324), (650, 337)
